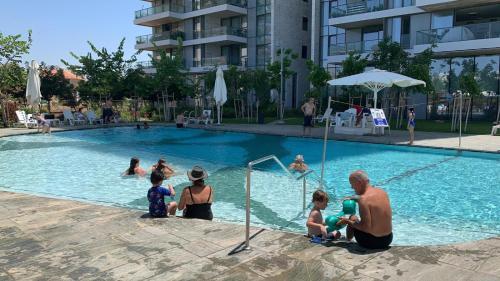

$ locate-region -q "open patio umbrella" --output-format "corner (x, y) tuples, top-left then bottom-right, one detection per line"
(213, 66), (227, 125)
(26, 60), (42, 110)
(328, 69), (426, 108)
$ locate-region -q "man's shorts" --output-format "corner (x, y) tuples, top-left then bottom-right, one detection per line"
(304, 115), (313, 127)
(353, 229), (393, 249)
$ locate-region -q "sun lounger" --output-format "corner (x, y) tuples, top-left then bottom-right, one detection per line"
(492, 124), (500, 135)
(63, 110), (86, 126)
(201, 110), (213, 125)
(87, 111), (103, 125)
(15, 110), (38, 128)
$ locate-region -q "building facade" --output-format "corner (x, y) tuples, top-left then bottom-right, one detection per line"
(134, 0), (312, 108)
(312, 0), (500, 120)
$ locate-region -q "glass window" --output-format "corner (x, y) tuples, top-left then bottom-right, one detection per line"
(302, 45), (308, 59)
(302, 17), (308, 31)
(475, 55), (500, 118)
(431, 11), (453, 29)
(450, 57), (475, 93)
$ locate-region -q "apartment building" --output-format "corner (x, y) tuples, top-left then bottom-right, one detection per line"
(134, 0), (312, 108)
(312, 0), (500, 120)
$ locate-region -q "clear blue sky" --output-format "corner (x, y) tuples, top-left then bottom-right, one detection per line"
(0, 0), (151, 67)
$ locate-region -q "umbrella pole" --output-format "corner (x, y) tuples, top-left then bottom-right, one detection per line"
(319, 96), (332, 190)
(217, 104), (221, 125)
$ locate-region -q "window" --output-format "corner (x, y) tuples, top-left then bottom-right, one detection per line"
(302, 45), (308, 59)
(302, 17), (308, 31)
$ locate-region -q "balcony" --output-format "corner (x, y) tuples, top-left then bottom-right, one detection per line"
(328, 39), (381, 56)
(134, 4), (184, 26)
(330, 0), (385, 18)
(188, 0), (247, 18)
(199, 0), (247, 9)
(416, 22), (500, 45)
(414, 21), (500, 55)
(188, 26), (247, 45)
(191, 56), (247, 72)
(415, 0), (498, 11)
(135, 31), (185, 50)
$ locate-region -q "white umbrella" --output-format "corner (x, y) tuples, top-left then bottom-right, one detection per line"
(213, 66), (227, 125)
(328, 69), (426, 108)
(26, 60), (42, 109)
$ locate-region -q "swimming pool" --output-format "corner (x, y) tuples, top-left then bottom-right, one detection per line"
(0, 127), (498, 245)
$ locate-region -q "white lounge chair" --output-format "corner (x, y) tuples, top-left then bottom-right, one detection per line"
(15, 110), (38, 128)
(201, 110), (213, 125)
(491, 124), (500, 136)
(63, 110), (86, 126)
(87, 111), (103, 125)
(314, 108), (335, 125)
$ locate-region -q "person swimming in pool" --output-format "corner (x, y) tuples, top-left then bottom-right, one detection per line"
(151, 158), (175, 179)
(289, 154), (308, 173)
(123, 157), (147, 177)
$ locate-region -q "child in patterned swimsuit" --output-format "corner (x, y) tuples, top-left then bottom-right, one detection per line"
(147, 170), (177, 217)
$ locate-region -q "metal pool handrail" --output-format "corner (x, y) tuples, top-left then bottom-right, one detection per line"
(244, 155), (315, 250)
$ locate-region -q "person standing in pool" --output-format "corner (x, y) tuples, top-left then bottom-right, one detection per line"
(339, 170), (393, 249)
(151, 158), (175, 179)
(407, 107), (416, 145)
(301, 98), (316, 137)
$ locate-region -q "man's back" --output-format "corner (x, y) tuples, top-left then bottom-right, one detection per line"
(361, 187), (392, 236)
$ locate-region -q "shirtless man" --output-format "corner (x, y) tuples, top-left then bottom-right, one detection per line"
(339, 170), (393, 249)
(301, 98), (316, 136)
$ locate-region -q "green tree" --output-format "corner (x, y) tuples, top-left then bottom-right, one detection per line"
(372, 38), (409, 72)
(0, 31), (32, 126)
(306, 60), (332, 111)
(338, 52), (368, 104)
(62, 38), (137, 103)
(403, 47), (434, 95)
(122, 67), (155, 99)
(39, 63), (75, 108)
(267, 48), (298, 119)
(151, 38), (187, 100)
(338, 52), (368, 78)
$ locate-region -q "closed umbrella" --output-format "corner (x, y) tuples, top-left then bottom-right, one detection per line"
(26, 60), (42, 110)
(328, 69), (426, 108)
(213, 66), (227, 125)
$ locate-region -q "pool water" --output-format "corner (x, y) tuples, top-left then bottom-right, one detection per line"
(0, 127), (498, 245)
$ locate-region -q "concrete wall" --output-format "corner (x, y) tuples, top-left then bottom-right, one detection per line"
(273, 0), (312, 108)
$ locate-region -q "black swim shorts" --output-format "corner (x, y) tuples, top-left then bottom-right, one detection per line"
(353, 229), (393, 249)
(304, 115), (313, 127)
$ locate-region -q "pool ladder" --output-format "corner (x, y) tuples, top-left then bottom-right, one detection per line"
(244, 155), (327, 250)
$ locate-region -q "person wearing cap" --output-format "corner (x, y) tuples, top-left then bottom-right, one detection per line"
(289, 154), (308, 173)
(178, 166), (213, 220)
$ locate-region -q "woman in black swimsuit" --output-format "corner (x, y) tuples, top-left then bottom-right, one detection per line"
(178, 166), (213, 221)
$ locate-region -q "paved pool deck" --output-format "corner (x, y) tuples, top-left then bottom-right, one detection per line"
(1, 191), (499, 281)
(1, 122), (498, 153)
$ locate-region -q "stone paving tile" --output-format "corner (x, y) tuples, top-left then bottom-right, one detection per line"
(355, 252), (500, 281)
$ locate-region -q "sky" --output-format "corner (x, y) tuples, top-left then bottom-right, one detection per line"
(0, 0), (151, 67)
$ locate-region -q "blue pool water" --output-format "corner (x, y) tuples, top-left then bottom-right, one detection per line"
(0, 127), (498, 245)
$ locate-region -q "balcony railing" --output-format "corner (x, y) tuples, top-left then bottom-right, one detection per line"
(329, 39), (381, 55)
(256, 4), (271, 15)
(416, 21), (500, 45)
(193, 56), (247, 67)
(198, 0), (247, 10)
(137, 61), (154, 69)
(194, 26), (247, 39)
(135, 4), (184, 19)
(330, 0), (384, 18)
(136, 31), (186, 44)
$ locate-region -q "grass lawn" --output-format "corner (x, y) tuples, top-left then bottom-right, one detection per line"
(389, 119), (495, 135)
(220, 116), (496, 135)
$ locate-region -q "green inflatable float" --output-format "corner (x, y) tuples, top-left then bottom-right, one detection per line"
(325, 199), (357, 233)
